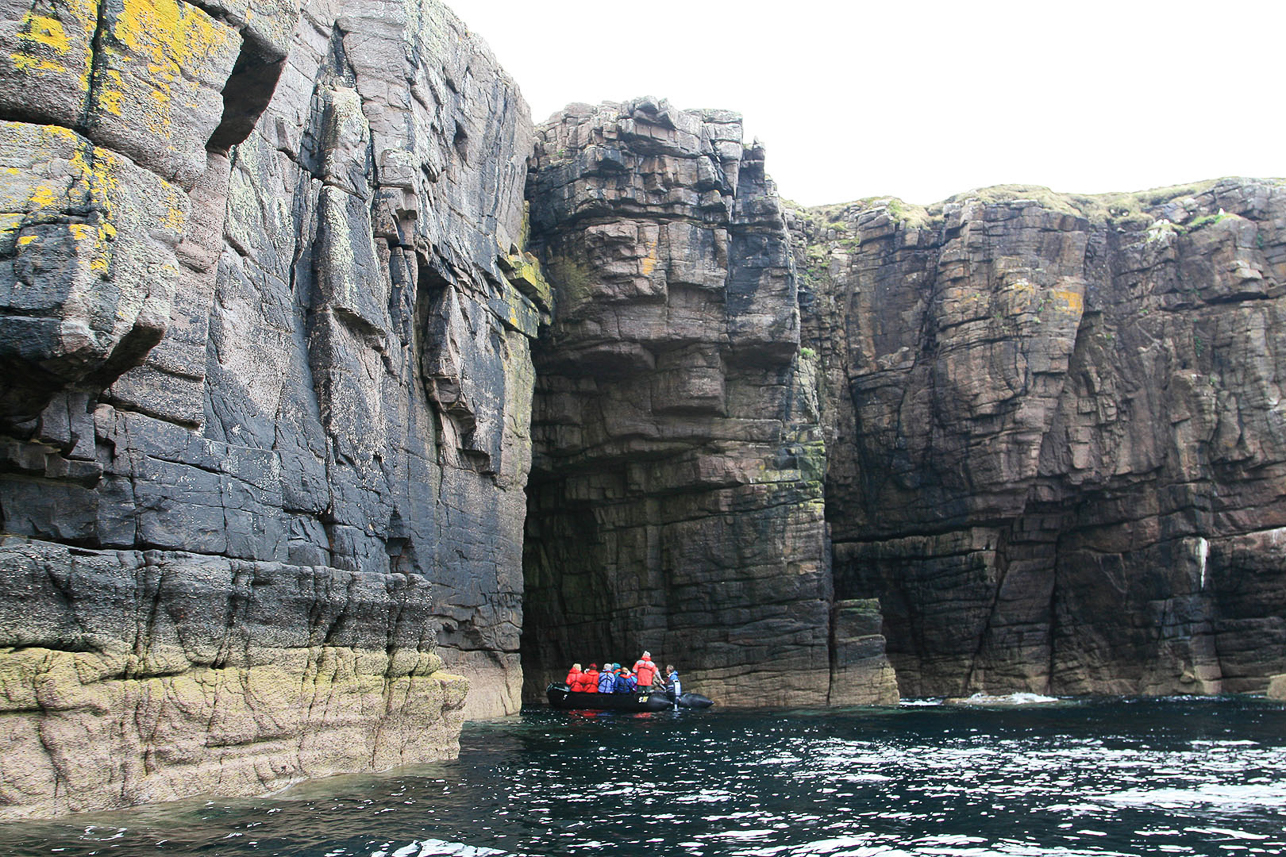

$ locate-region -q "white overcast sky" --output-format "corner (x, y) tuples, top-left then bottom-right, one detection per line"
(446, 0), (1283, 207)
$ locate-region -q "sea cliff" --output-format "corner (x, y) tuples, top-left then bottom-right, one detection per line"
(0, 0), (1282, 821)
(791, 182), (1286, 698)
(0, 0), (539, 818)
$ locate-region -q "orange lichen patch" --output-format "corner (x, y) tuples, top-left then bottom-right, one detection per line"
(640, 237), (660, 276)
(1053, 289), (1084, 313)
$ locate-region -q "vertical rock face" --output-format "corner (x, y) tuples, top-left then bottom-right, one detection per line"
(795, 180), (1286, 698)
(521, 99), (859, 707)
(3, 0), (1282, 823)
(0, 0), (542, 819)
(201, 0), (542, 724)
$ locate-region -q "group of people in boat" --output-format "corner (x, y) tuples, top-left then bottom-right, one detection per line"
(564, 651), (681, 698)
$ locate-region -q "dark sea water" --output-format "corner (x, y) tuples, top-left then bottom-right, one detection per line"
(3, 696), (1285, 857)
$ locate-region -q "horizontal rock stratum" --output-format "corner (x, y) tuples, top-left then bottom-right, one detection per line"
(0, 0), (1283, 820)
(793, 181), (1286, 698)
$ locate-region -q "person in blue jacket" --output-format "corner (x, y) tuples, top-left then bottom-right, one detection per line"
(598, 664), (617, 694)
(665, 665), (681, 701)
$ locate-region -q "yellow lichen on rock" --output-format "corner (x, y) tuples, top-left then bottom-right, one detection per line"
(107, 0), (230, 134)
(1, 0), (99, 127)
(88, 0), (240, 188)
(0, 638), (470, 820)
(1053, 288), (1084, 313)
(0, 118), (189, 377)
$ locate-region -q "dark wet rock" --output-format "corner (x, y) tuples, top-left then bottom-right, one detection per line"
(793, 180), (1286, 699)
(0, 0), (540, 819)
(831, 599), (900, 706)
(3, 0), (1284, 825)
(521, 99), (893, 708)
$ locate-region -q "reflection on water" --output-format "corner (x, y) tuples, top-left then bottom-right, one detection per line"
(2, 698), (1284, 856)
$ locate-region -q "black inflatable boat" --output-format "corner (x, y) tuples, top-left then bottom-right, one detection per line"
(546, 683), (714, 711)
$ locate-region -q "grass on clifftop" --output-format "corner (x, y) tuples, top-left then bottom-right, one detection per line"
(787, 178), (1284, 232)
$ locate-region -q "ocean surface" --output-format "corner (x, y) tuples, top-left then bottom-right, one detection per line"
(2, 696), (1284, 856)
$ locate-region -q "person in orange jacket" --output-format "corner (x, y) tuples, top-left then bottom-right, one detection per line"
(581, 663), (600, 692)
(633, 651), (660, 691)
(565, 663), (584, 690)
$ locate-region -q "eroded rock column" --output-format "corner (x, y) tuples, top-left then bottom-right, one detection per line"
(523, 99), (895, 707)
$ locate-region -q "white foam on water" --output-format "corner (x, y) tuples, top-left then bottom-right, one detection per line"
(900, 699), (944, 707)
(914, 843), (1130, 857)
(913, 836), (988, 847)
(1096, 783), (1286, 811)
(734, 834), (1134, 857)
(381, 840), (509, 857)
(706, 828), (775, 842)
(962, 693), (1062, 706)
(1192, 740), (1259, 747)
(79, 826), (128, 841)
(674, 788), (737, 804)
(841, 773), (894, 783)
(1185, 828), (1271, 841)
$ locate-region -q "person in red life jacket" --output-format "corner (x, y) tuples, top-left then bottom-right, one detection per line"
(581, 663), (600, 693)
(633, 651), (660, 691)
(565, 663), (583, 690)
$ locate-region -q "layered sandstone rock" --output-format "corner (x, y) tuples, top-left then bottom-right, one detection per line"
(521, 99), (896, 708)
(794, 179), (1286, 698)
(0, 537), (464, 816)
(1269, 675), (1286, 701)
(0, 0), (542, 819)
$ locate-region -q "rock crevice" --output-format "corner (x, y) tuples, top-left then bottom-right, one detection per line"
(520, 98), (896, 708)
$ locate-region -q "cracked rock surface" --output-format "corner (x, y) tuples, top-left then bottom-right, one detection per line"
(0, 0), (541, 819)
(521, 98), (897, 708)
(3, 0), (1285, 824)
(793, 180), (1286, 698)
